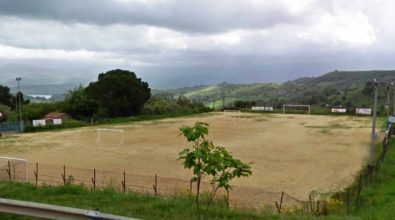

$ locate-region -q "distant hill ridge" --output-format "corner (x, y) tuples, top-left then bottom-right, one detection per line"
(158, 70), (395, 109)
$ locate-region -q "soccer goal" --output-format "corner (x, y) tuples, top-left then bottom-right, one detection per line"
(0, 156), (28, 182)
(96, 128), (125, 145)
(282, 104), (311, 114)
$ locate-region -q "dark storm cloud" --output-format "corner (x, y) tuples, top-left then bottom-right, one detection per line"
(0, 0), (309, 33)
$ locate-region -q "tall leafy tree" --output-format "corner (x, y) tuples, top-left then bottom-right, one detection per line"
(86, 69), (151, 117)
(63, 85), (98, 119)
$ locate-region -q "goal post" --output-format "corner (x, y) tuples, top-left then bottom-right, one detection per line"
(96, 128), (125, 145)
(282, 104), (311, 114)
(0, 156), (28, 182)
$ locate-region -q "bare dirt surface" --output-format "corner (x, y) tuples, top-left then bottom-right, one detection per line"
(0, 113), (372, 208)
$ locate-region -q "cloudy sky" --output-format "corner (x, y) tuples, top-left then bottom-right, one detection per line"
(0, 0), (394, 89)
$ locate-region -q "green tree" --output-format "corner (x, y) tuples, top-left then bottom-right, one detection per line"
(63, 86), (98, 119)
(23, 102), (61, 121)
(0, 85), (12, 107)
(11, 91), (30, 110)
(178, 122), (252, 220)
(86, 69), (151, 117)
(362, 81), (374, 96)
(0, 104), (11, 122)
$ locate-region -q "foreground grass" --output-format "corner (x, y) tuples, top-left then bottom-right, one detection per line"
(349, 140), (395, 219)
(0, 182), (360, 220)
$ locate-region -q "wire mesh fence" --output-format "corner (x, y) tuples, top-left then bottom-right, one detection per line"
(0, 160), (309, 211)
(0, 131), (391, 215)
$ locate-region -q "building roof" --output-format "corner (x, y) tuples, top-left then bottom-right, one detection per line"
(44, 112), (69, 119)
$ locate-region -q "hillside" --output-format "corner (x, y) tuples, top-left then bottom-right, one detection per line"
(158, 70), (395, 111)
(0, 63), (92, 95)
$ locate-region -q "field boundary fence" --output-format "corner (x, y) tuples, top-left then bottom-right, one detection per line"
(318, 129), (393, 215)
(0, 161), (310, 211)
(0, 132), (392, 215)
(0, 122), (22, 133)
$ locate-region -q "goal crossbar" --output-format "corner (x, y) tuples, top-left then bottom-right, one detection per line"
(282, 104), (311, 114)
(96, 128), (125, 145)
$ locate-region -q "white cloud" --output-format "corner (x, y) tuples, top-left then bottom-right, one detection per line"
(297, 9), (376, 47)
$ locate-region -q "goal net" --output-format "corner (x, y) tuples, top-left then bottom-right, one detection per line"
(282, 104), (311, 114)
(96, 128), (125, 145)
(0, 156), (28, 182)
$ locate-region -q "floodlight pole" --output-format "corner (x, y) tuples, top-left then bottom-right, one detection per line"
(369, 79), (378, 168)
(16, 77), (23, 132)
(222, 88), (225, 110)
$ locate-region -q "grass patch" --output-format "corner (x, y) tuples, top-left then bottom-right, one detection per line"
(0, 181), (360, 220)
(348, 140), (395, 219)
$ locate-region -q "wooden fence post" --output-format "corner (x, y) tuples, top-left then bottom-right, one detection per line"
(309, 194), (313, 213)
(121, 171), (126, 193)
(356, 174), (362, 202)
(62, 165), (66, 185)
(275, 201), (281, 213)
(34, 162), (38, 187)
(6, 161), (11, 182)
(91, 168), (96, 189)
(279, 192), (284, 211)
(153, 174), (158, 196)
(189, 179), (193, 196)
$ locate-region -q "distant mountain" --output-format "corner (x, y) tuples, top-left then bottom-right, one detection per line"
(0, 63), (92, 95)
(158, 70), (395, 110)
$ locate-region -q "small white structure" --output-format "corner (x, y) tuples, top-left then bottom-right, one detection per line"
(32, 119), (46, 127)
(356, 108), (372, 115)
(53, 119), (63, 125)
(251, 106), (265, 111)
(251, 106), (274, 111)
(264, 107), (274, 111)
(331, 108), (347, 113)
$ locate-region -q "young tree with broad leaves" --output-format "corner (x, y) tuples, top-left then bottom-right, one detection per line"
(179, 122), (252, 220)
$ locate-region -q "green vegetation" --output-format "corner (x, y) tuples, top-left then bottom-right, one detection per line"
(160, 70), (395, 115)
(0, 69), (210, 133)
(0, 182), (353, 220)
(85, 69), (151, 117)
(179, 122), (252, 219)
(349, 140), (395, 219)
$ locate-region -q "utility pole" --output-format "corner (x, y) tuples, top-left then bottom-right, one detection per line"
(387, 85), (390, 119)
(369, 78), (378, 168)
(16, 77), (23, 132)
(392, 82), (395, 115)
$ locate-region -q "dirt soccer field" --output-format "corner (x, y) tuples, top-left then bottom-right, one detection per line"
(0, 112), (372, 203)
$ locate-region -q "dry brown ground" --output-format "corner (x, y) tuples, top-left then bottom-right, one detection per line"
(0, 112), (372, 206)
